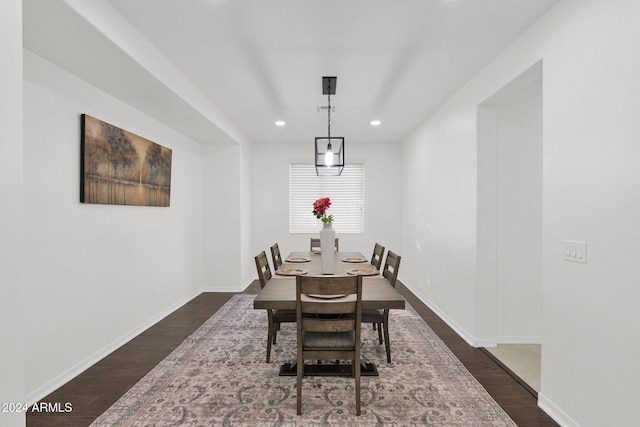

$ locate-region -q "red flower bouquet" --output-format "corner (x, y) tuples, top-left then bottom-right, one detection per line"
(312, 197), (333, 223)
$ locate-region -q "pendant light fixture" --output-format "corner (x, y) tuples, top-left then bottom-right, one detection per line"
(315, 76), (344, 176)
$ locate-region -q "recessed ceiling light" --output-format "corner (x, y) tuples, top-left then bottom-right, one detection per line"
(275, 120), (286, 126)
(370, 120), (381, 126)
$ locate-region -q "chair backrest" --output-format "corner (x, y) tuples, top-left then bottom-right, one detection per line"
(382, 251), (401, 287)
(310, 237), (339, 252)
(296, 274), (363, 415)
(254, 251), (272, 289)
(371, 243), (385, 270)
(270, 243), (282, 270)
(296, 274), (362, 339)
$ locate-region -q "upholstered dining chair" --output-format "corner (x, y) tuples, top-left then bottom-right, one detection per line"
(296, 274), (363, 415)
(254, 251), (296, 363)
(361, 251), (401, 363)
(270, 243), (283, 271)
(370, 243), (385, 270)
(310, 237), (339, 252)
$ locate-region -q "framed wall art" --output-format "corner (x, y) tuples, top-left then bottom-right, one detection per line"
(80, 114), (172, 206)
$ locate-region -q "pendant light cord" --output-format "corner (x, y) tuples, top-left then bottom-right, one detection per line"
(327, 85), (331, 140)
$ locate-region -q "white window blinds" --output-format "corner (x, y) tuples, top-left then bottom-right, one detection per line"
(289, 164), (364, 234)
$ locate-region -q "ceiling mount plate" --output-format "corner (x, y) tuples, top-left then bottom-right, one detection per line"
(322, 76), (337, 95)
(317, 106), (335, 112)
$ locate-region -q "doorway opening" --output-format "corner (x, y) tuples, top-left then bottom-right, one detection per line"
(477, 61), (543, 394)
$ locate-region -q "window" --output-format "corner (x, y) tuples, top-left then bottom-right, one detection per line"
(289, 164), (364, 234)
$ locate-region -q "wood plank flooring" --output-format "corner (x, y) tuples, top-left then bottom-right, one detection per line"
(27, 283), (558, 426)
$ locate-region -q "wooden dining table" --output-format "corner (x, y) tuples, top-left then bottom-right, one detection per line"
(253, 250), (405, 376)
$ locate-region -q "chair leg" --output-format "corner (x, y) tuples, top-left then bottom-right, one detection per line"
(266, 324), (273, 363)
(355, 358), (361, 415)
(273, 323), (278, 344)
(377, 322), (383, 344)
(297, 359), (303, 414)
(383, 311), (391, 363)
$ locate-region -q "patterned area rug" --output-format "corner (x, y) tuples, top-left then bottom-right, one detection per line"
(91, 295), (516, 426)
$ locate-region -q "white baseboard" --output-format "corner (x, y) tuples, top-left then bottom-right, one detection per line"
(241, 276), (258, 291)
(538, 393), (580, 427)
(201, 286), (245, 292)
(496, 336), (543, 345)
(472, 337), (498, 348)
(399, 277), (482, 347)
(25, 289), (202, 406)
(202, 277), (256, 293)
(398, 277), (543, 348)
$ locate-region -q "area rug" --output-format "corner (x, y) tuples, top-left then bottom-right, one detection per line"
(91, 295), (516, 426)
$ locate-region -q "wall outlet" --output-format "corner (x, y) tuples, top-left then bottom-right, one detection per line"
(563, 240), (587, 263)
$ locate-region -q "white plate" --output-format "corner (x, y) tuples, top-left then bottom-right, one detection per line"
(276, 268), (309, 276)
(342, 257), (368, 263)
(285, 257), (311, 263)
(346, 268), (379, 276)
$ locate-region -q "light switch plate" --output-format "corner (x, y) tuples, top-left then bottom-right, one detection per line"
(563, 240), (587, 263)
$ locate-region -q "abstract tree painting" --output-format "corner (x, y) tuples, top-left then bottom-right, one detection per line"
(81, 114), (172, 206)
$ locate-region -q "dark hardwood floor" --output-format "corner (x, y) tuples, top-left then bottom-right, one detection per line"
(27, 283), (558, 426)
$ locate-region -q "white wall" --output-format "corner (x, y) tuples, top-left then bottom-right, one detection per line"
(22, 50), (205, 403)
(539, 0), (640, 424)
(239, 140), (255, 286)
(0, 1), (26, 425)
(202, 144), (244, 291)
(495, 79), (542, 341)
(251, 143), (402, 265)
(400, 0), (640, 425)
(401, 101), (479, 341)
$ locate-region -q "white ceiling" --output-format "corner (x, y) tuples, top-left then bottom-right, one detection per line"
(25, 0), (558, 145)
(106, 0), (557, 145)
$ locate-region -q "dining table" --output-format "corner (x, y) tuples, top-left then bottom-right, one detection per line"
(253, 250), (406, 376)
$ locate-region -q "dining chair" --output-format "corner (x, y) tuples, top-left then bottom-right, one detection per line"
(270, 243), (283, 270)
(296, 274), (363, 415)
(370, 243), (385, 270)
(361, 251), (401, 363)
(254, 251), (296, 363)
(310, 237), (339, 252)
(368, 243), (386, 334)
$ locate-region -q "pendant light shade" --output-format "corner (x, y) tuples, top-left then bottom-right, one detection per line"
(315, 137), (344, 176)
(315, 76), (344, 176)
